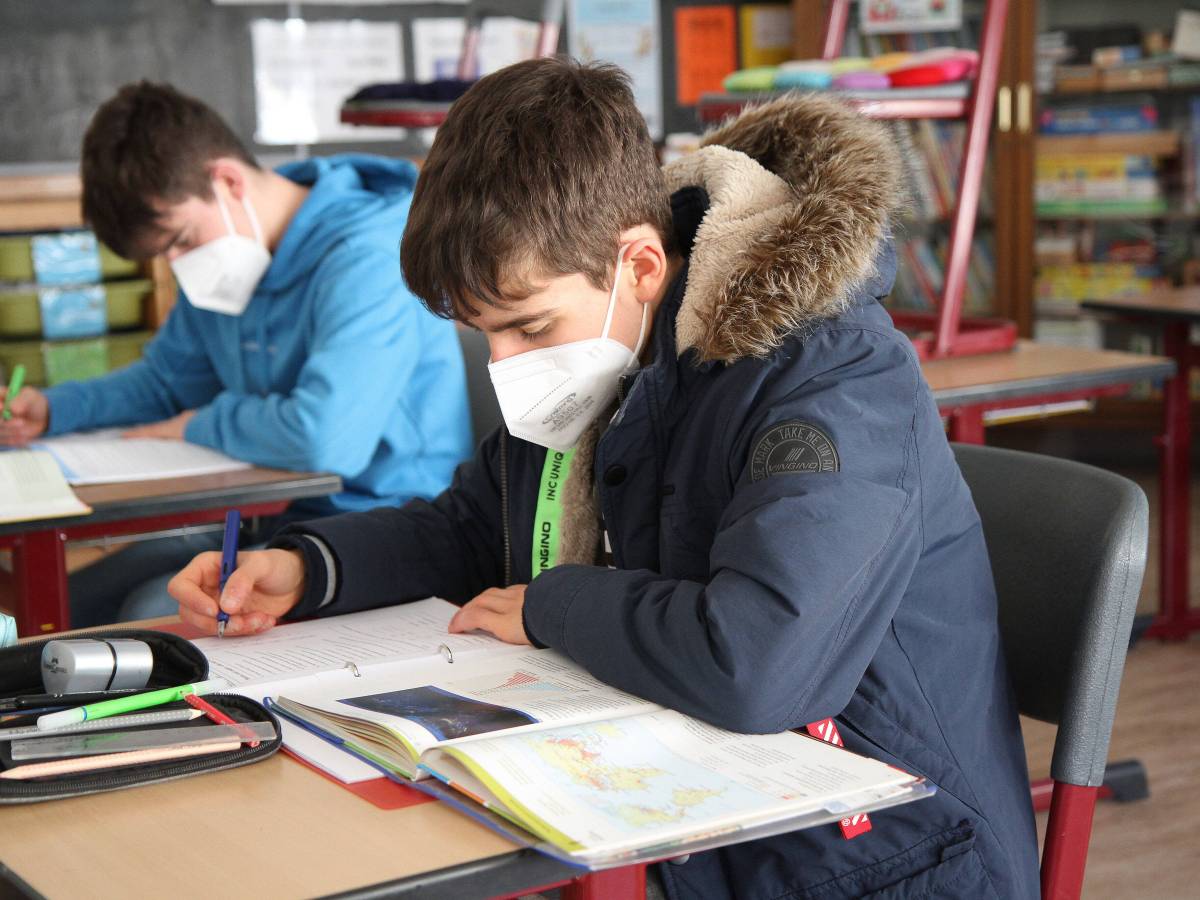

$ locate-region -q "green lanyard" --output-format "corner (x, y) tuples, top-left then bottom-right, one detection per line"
(532, 448), (574, 579)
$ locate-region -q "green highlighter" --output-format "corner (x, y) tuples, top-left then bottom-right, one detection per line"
(2, 363), (26, 420)
(36, 678), (227, 732)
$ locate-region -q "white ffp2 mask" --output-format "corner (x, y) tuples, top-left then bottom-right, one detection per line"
(170, 187), (271, 316)
(487, 246), (649, 451)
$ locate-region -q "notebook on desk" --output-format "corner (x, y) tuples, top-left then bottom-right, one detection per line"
(0, 450), (92, 525)
(33, 429), (250, 485)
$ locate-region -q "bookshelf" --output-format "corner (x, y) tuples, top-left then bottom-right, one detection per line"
(787, 2), (1193, 434)
(775, 1), (1016, 358)
(1024, 1), (1199, 429)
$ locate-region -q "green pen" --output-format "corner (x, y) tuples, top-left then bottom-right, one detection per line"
(35, 678), (227, 731)
(2, 363), (26, 421)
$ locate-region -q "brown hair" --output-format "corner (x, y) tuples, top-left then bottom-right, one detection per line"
(81, 81), (258, 259)
(401, 57), (673, 319)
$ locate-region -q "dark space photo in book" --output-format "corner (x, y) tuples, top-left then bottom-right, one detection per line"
(339, 686), (538, 741)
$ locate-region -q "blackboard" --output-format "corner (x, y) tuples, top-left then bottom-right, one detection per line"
(0, 0), (748, 165)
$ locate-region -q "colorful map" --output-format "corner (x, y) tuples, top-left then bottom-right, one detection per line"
(510, 719), (772, 834)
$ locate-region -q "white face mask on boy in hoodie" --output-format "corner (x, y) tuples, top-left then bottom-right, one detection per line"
(170, 186), (272, 316)
(487, 246), (649, 452)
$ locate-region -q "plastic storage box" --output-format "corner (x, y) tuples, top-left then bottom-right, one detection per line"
(0, 279), (149, 338)
(0, 235), (139, 282)
(0, 330), (152, 386)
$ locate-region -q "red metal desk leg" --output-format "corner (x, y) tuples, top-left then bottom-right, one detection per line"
(1150, 321), (1192, 640)
(10, 529), (68, 637)
(947, 407), (986, 444)
(562, 865), (646, 900)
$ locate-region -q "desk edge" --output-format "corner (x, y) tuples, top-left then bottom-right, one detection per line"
(930, 360), (1176, 408)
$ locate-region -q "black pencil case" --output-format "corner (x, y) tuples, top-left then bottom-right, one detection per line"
(0, 628), (280, 803)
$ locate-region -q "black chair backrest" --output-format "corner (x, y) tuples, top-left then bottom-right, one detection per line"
(952, 443), (1148, 787)
(456, 325), (504, 446)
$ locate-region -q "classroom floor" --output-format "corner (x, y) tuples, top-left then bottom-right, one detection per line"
(1020, 466), (1200, 898)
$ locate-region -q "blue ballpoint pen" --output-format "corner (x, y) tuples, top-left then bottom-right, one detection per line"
(216, 509), (240, 638)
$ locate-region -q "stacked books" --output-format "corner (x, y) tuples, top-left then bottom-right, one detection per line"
(891, 235), (994, 315)
(1039, 101), (1159, 135)
(1035, 262), (1167, 316)
(1036, 153), (1166, 217)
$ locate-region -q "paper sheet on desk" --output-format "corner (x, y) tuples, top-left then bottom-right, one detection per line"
(191, 599), (523, 784)
(33, 429), (250, 485)
(193, 599), (518, 689)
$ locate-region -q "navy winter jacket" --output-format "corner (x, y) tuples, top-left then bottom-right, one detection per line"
(275, 95), (1041, 899)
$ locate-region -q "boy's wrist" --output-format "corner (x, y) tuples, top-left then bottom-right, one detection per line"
(267, 534), (333, 618)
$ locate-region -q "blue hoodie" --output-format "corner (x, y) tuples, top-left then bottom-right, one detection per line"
(45, 154), (472, 514)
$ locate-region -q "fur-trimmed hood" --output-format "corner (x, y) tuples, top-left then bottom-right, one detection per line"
(663, 93), (904, 363)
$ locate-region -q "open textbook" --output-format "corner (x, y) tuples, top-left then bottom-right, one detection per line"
(0, 450), (92, 524)
(193, 599), (931, 865)
(33, 429), (250, 485)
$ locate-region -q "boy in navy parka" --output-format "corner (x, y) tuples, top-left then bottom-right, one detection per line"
(172, 60), (1040, 898)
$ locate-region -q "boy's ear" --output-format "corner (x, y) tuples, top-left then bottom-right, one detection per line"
(207, 157), (248, 201)
(620, 228), (670, 302)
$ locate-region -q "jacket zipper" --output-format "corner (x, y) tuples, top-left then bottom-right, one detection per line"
(500, 427), (512, 588)
(617, 373), (630, 404)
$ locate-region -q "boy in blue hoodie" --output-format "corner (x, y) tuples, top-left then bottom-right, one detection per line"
(0, 81), (472, 625)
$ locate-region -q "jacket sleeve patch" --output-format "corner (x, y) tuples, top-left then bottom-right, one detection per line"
(750, 420), (840, 482)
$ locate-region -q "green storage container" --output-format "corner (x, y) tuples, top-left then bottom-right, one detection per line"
(106, 331), (152, 370)
(98, 245), (141, 278)
(0, 234), (139, 282)
(0, 340), (46, 385)
(0, 236), (35, 282)
(0, 279), (149, 338)
(0, 330), (152, 387)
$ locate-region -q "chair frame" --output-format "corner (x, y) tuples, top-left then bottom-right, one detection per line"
(953, 443), (1148, 899)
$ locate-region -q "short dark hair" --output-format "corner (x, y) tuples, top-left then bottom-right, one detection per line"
(401, 57), (673, 319)
(81, 81), (258, 259)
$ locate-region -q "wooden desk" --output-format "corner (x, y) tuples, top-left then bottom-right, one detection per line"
(0, 468), (341, 637)
(922, 340), (1174, 444)
(1082, 290), (1200, 640)
(0, 617), (640, 900)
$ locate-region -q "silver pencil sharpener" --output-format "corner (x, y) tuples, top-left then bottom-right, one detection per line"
(41, 639), (154, 695)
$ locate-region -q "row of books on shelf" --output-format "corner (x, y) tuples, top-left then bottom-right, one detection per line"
(1038, 100), (1159, 135)
(843, 22), (979, 60)
(1036, 96), (1200, 215)
(1035, 151), (1167, 217)
(1035, 226), (1160, 268)
(1035, 262), (1168, 316)
(1037, 17), (1200, 96)
(889, 234), (994, 315)
(889, 120), (992, 223)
